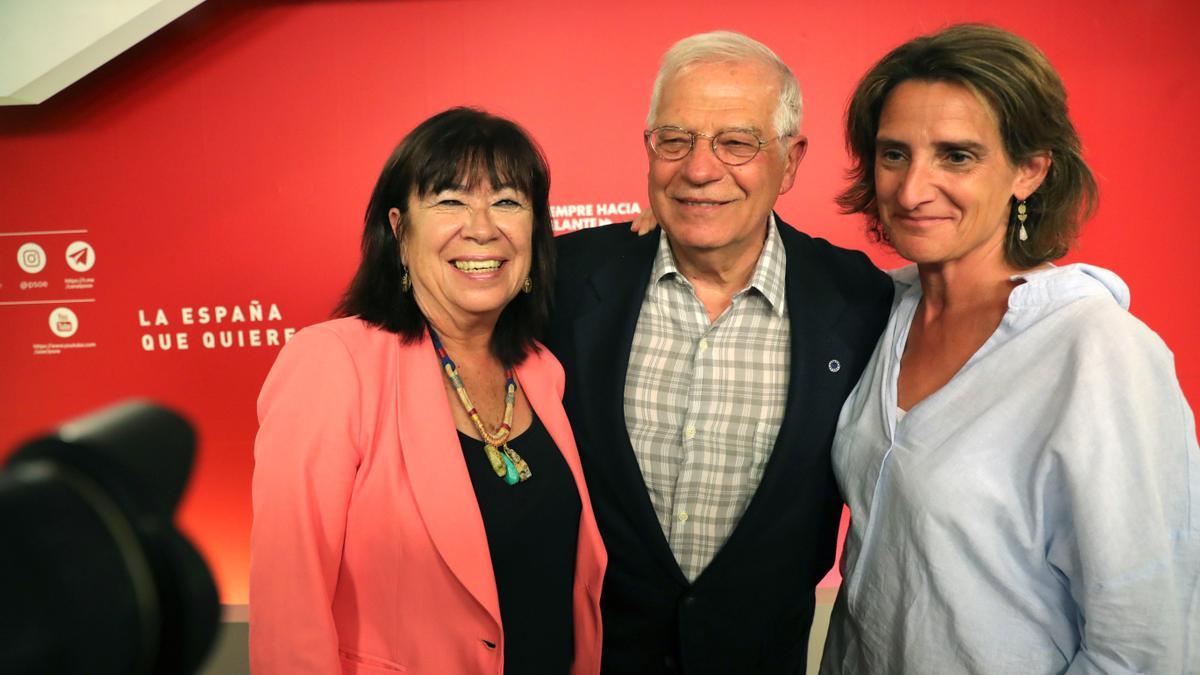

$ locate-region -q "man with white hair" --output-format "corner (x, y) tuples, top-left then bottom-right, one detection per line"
(547, 31), (891, 673)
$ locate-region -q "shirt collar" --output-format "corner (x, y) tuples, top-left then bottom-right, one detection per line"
(650, 212), (788, 317)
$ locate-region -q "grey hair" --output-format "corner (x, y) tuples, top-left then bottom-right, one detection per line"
(646, 30), (803, 140)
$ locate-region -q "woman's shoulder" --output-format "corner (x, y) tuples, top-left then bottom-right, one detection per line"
(1010, 263), (1128, 310)
(294, 316), (392, 343)
(282, 316), (400, 356)
(259, 317), (413, 412)
(1016, 264), (1167, 352)
(268, 318), (408, 385)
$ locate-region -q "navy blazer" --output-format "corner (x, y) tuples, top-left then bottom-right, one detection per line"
(546, 217), (892, 674)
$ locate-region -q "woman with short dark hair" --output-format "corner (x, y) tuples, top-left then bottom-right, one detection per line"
(250, 107), (605, 674)
(822, 24), (1198, 674)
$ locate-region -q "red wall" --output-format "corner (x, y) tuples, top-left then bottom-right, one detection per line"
(2, 0), (1197, 604)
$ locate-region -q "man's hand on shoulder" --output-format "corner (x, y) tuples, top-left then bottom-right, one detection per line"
(630, 209), (658, 236)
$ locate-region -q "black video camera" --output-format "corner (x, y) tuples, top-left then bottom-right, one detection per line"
(0, 401), (219, 674)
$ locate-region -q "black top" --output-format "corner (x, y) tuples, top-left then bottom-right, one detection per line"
(459, 412), (580, 674)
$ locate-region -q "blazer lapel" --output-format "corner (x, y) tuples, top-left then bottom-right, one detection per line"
(516, 353), (606, 595)
(395, 333), (501, 626)
(747, 217), (855, 504)
(568, 231), (687, 583)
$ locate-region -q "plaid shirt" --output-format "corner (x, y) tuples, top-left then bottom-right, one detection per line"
(624, 218), (790, 581)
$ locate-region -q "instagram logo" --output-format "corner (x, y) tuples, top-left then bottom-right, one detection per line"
(17, 242), (47, 274)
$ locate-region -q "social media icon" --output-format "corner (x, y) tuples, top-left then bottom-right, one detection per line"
(18, 243), (46, 273)
(49, 307), (78, 338)
(65, 241), (95, 272)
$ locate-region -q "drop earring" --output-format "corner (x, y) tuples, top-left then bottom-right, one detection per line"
(401, 267), (411, 293)
(522, 277), (533, 294)
(1016, 200), (1029, 242)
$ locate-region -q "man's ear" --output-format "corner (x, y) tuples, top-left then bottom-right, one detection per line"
(777, 134), (808, 196)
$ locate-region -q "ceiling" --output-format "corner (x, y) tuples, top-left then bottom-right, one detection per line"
(0, 0), (205, 105)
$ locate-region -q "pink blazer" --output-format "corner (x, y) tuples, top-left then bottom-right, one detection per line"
(250, 318), (606, 674)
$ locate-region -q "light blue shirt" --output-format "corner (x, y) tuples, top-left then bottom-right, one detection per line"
(822, 263), (1199, 674)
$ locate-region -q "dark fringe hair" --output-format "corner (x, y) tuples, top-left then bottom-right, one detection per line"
(335, 107), (555, 365)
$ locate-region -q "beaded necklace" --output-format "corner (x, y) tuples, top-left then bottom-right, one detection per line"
(428, 328), (532, 485)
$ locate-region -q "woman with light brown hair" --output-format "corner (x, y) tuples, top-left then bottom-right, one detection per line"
(821, 24), (1198, 674)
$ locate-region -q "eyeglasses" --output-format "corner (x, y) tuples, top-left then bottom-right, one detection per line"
(644, 126), (779, 166)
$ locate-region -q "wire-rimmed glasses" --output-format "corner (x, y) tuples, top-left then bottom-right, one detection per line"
(644, 126), (777, 166)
